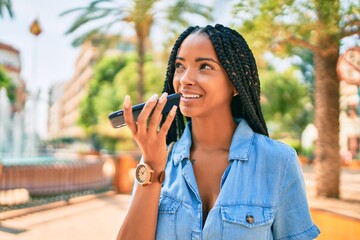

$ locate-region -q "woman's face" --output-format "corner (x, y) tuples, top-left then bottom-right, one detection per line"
(173, 33), (234, 119)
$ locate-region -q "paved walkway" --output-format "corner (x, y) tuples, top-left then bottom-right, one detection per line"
(0, 193), (131, 240)
(303, 165), (360, 220)
(0, 166), (359, 240)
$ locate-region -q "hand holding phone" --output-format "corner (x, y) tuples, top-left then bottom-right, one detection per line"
(108, 93), (180, 128)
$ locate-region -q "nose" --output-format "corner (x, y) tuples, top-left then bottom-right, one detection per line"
(179, 68), (196, 86)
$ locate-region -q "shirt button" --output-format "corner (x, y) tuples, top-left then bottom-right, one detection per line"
(246, 214), (254, 224)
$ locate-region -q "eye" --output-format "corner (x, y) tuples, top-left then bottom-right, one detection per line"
(175, 62), (185, 73)
(200, 63), (212, 70)
(175, 62), (184, 68)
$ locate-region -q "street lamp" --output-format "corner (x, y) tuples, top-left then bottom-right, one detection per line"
(30, 19), (42, 36)
(25, 18), (42, 156)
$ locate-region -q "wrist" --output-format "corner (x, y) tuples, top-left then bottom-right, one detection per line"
(142, 156), (166, 172)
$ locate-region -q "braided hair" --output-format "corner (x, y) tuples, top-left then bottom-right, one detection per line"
(162, 24), (268, 144)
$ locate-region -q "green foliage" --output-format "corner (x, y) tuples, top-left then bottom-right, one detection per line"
(78, 55), (128, 132)
(291, 48), (315, 105)
(278, 137), (301, 153)
(232, 0), (359, 56)
(0, 66), (10, 88)
(5, 81), (16, 104)
(232, 0), (358, 137)
(0, 66), (16, 104)
(93, 54), (128, 84)
(260, 66), (313, 138)
(62, 0), (212, 102)
(77, 53), (164, 152)
(113, 56), (164, 101)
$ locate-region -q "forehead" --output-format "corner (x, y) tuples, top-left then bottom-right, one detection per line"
(177, 33), (218, 59)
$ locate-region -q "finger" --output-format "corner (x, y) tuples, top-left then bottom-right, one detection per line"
(148, 92), (168, 132)
(158, 105), (177, 137)
(136, 94), (158, 134)
(123, 95), (137, 134)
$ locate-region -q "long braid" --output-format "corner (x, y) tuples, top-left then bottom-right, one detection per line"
(205, 24), (268, 135)
(161, 24), (268, 144)
(225, 26), (267, 131)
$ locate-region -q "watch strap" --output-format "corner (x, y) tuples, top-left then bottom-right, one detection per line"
(158, 171), (166, 183)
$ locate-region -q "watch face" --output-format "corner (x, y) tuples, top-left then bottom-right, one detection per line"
(135, 164), (148, 184)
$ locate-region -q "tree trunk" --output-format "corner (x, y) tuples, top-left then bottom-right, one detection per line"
(314, 52), (341, 198)
(137, 37), (145, 103)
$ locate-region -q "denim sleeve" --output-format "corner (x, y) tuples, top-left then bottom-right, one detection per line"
(272, 148), (320, 240)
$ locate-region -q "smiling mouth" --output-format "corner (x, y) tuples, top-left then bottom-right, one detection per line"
(181, 93), (202, 99)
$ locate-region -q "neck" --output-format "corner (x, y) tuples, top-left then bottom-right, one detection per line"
(190, 114), (237, 152)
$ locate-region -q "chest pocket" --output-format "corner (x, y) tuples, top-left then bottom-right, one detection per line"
(156, 195), (181, 239)
(221, 204), (275, 240)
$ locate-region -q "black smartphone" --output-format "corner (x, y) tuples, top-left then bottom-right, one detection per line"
(108, 93), (181, 128)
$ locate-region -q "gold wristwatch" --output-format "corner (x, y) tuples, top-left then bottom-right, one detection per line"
(135, 163), (166, 186)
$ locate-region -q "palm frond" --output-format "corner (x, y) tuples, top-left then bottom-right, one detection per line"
(89, 0), (113, 8)
(70, 15), (127, 47)
(60, 0), (114, 16)
(60, 7), (91, 17)
(65, 8), (116, 34)
(0, 0), (14, 18)
(166, 0), (213, 26)
(71, 29), (101, 47)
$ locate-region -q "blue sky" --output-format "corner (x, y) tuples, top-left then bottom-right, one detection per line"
(0, 0), (226, 138)
(0, 0), (92, 92)
(0, 0), (95, 138)
(0, 0), (225, 93)
(0, 1), (95, 138)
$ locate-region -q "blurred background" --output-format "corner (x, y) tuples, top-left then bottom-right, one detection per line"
(0, 0), (359, 239)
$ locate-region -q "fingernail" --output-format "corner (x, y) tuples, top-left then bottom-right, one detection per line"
(150, 94), (158, 102)
(124, 95), (130, 108)
(159, 92), (168, 104)
(169, 106), (177, 116)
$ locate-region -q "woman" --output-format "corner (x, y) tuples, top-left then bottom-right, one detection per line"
(117, 24), (320, 240)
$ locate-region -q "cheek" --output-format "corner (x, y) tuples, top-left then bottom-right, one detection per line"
(172, 76), (180, 91)
(223, 76), (234, 95)
(207, 75), (233, 95)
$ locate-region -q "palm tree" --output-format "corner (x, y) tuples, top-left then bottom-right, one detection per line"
(0, 0), (13, 19)
(61, 0), (212, 102)
(233, 0), (360, 198)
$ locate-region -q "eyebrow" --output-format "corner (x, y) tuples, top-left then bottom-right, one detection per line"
(176, 57), (221, 66)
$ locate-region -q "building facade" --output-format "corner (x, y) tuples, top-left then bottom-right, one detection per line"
(47, 82), (66, 140)
(47, 36), (138, 152)
(0, 42), (27, 157)
(48, 40), (98, 141)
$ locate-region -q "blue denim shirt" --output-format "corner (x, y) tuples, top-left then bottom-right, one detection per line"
(135, 119), (320, 240)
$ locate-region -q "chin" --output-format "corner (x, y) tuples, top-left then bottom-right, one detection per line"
(178, 106), (194, 118)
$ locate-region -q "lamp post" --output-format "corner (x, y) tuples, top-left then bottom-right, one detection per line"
(26, 18), (42, 156)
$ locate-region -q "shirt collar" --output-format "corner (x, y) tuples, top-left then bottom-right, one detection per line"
(172, 118), (255, 165)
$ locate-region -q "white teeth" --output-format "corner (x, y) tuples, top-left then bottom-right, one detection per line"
(182, 94), (201, 99)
